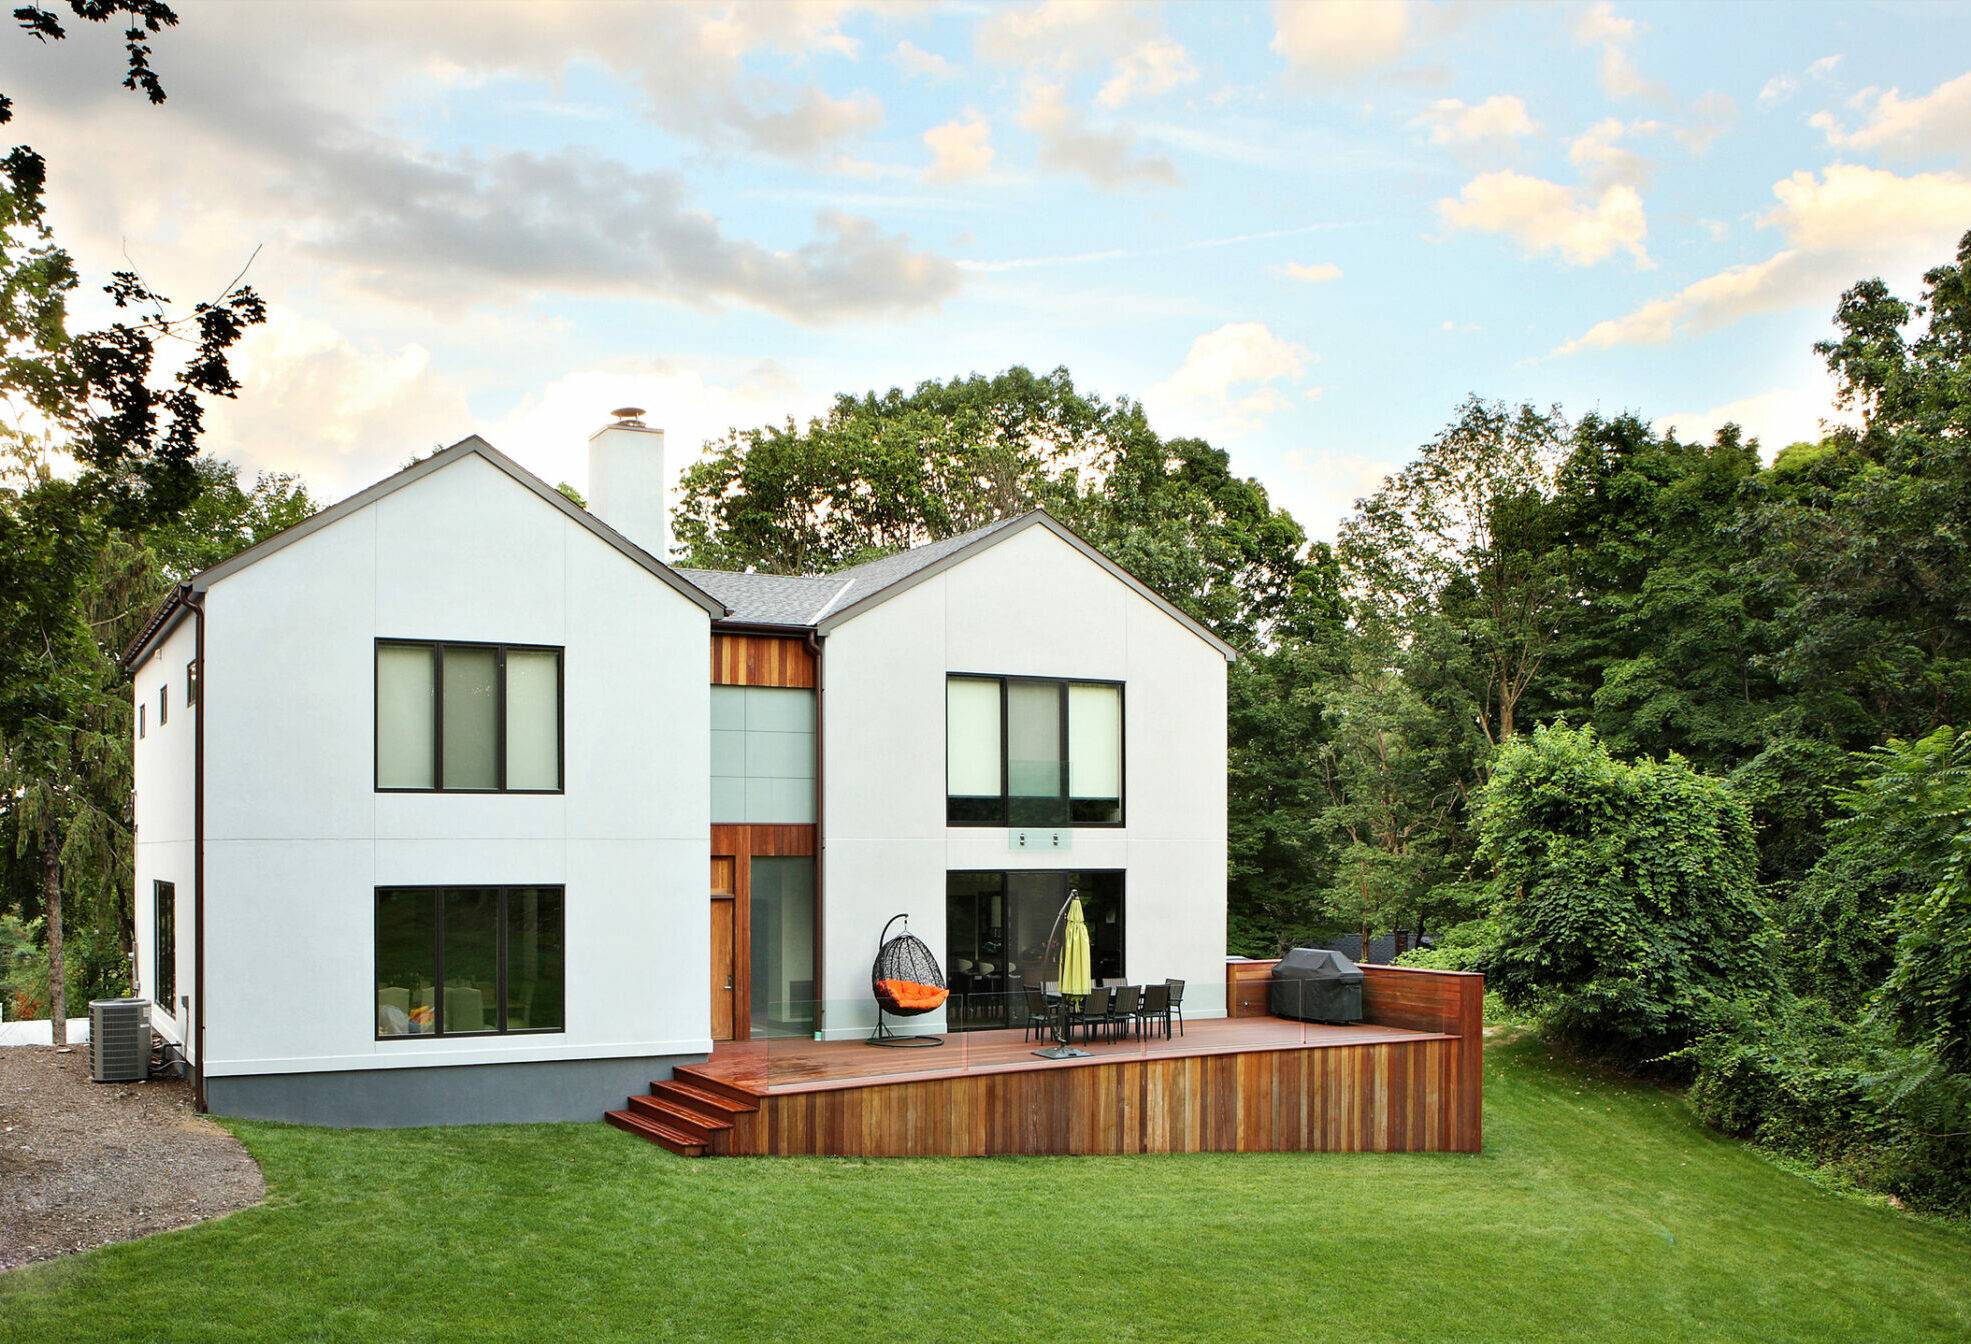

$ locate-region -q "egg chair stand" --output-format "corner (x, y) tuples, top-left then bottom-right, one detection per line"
(867, 912), (947, 1048)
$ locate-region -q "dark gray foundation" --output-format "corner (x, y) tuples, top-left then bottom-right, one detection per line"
(204, 1053), (704, 1127)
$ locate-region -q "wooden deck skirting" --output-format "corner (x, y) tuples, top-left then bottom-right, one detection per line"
(610, 966), (1483, 1158)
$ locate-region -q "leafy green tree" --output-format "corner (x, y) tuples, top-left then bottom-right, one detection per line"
(1478, 723), (1774, 1065)
(0, 2), (267, 1043)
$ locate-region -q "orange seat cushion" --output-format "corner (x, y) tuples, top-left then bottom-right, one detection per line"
(876, 979), (949, 1011)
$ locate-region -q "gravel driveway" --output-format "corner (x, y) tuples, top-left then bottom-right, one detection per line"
(0, 1046), (263, 1270)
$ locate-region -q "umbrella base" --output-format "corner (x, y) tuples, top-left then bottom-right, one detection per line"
(1031, 1044), (1092, 1060)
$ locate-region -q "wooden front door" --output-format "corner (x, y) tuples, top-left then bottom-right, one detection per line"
(710, 855), (737, 1042)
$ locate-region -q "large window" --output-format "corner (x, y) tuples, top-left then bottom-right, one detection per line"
(374, 886), (564, 1038)
(375, 641), (563, 792)
(947, 676), (1123, 826)
(153, 880), (176, 1012)
(945, 870), (1125, 1028)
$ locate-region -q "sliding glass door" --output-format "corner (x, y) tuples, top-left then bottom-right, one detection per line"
(944, 870), (1124, 1029)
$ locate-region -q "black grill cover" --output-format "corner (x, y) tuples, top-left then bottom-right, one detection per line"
(1270, 948), (1364, 1023)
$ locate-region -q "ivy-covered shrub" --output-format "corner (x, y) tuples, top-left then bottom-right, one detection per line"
(1477, 723), (1776, 1068)
(1729, 736), (1855, 889)
(1395, 917), (1493, 972)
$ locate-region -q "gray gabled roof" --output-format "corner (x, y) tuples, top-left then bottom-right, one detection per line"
(815, 510), (1237, 661)
(682, 510), (1233, 660)
(122, 435), (728, 666)
(674, 568), (848, 629)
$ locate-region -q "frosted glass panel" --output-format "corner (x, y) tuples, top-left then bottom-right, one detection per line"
(1068, 684), (1121, 799)
(504, 650), (559, 790)
(442, 647), (498, 790)
(947, 678), (1001, 796)
(708, 686), (814, 822)
(376, 645), (435, 788)
(1007, 682), (1060, 797)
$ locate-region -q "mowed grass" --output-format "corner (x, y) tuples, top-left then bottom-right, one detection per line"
(3, 1035), (1966, 1344)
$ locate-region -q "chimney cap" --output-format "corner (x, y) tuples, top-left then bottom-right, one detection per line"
(609, 406), (646, 426)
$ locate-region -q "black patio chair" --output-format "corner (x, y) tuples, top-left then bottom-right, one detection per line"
(1074, 986), (1113, 1042)
(1135, 983), (1172, 1040)
(1165, 978), (1187, 1037)
(1022, 986), (1052, 1042)
(1109, 985), (1140, 1041)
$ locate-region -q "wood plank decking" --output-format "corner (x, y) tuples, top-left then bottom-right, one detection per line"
(605, 967), (1484, 1159)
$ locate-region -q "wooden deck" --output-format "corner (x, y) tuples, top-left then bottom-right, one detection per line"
(606, 966), (1484, 1158)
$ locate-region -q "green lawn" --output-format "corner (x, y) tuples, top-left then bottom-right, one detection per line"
(4, 1035), (1966, 1344)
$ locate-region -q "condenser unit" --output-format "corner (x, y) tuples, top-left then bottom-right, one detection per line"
(88, 997), (151, 1083)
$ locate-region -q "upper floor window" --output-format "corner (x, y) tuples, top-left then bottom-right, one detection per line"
(375, 640), (563, 793)
(138, 702), (146, 739)
(158, 682), (168, 726)
(947, 675), (1123, 827)
(186, 660), (199, 707)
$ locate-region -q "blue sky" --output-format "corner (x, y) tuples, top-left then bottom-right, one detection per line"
(17, 0), (1971, 540)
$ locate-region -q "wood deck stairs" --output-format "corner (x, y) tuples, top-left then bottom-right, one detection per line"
(604, 1067), (763, 1157)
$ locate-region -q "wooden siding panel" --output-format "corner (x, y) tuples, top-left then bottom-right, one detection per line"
(711, 633), (815, 688)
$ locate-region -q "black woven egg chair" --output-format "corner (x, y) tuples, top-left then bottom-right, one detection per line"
(868, 912), (947, 1048)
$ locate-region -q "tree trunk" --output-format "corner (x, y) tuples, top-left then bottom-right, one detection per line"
(44, 843), (65, 1049)
(1360, 919), (1373, 966)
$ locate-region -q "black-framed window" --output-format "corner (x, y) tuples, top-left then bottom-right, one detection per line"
(186, 660), (199, 707)
(374, 885), (564, 1038)
(138, 702), (146, 739)
(158, 682), (168, 726)
(375, 640), (564, 793)
(153, 880), (176, 1011)
(945, 869), (1125, 1029)
(947, 675), (1123, 826)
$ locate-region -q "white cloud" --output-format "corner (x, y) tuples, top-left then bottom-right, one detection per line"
(1809, 55), (1844, 78)
(1437, 171), (1650, 266)
(1098, 35), (1199, 108)
(1571, 2), (1663, 102)
(977, 1), (1197, 108)
(1568, 117), (1658, 189)
(1812, 70), (1971, 163)
(1559, 163), (1971, 353)
(893, 39), (957, 81)
(1281, 261), (1344, 283)
(1758, 74), (1798, 108)
(1416, 94), (1538, 147)
(199, 312), (475, 497)
(1653, 378), (1859, 458)
(1148, 322), (1314, 440)
(923, 113), (994, 183)
(1271, 0), (1412, 79)
(1676, 90), (1737, 152)
(1017, 82), (1178, 189)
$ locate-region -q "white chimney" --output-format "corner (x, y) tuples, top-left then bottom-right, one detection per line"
(587, 407), (670, 560)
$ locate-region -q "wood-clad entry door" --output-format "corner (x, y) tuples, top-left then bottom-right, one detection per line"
(710, 857), (737, 1042)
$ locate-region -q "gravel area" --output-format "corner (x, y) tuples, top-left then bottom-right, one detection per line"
(0, 1046), (263, 1271)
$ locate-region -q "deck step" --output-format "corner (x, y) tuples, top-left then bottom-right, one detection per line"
(650, 1078), (756, 1123)
(626, 1093), (730, 1145)
(671, 1064), (766, 1108)
(605, 1108), (707, 1157)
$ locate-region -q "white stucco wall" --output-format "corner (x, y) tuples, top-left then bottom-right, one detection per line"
(819, 524), (1229, 1038)
(191, 452), (710, 1078)
(132, 615), (197, 1046)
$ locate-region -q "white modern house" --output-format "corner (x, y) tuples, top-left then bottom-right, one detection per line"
(125, 414), (1232, 1126)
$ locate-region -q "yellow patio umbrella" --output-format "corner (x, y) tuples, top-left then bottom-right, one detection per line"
(1058, 894), (1093, 1000)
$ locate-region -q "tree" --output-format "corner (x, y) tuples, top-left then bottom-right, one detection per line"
(0, 3), (267, 1044)
(1339, 397), (1570, 749)
(1478, 723), (1774, 1066)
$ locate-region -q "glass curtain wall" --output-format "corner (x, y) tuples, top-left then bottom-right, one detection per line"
(945, 870), (1124, 1028)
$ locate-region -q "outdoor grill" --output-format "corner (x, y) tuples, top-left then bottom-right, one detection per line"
(1269, 948), (1364, 1023)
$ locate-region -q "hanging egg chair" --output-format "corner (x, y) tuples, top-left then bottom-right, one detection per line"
(868, 912), (948, 1048)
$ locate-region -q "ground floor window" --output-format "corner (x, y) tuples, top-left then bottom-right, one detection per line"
(375, 886), (564, 1038)
(153, 880), (176, 1011)
(945, 870), (1124, 1029)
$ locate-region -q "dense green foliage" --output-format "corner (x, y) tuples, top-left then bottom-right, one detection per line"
(4, 1036), (1968, 1344)
(1478, 724), (1770, 1065)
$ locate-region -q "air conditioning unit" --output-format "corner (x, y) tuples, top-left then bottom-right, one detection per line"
(89, 997), (151, 1083)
